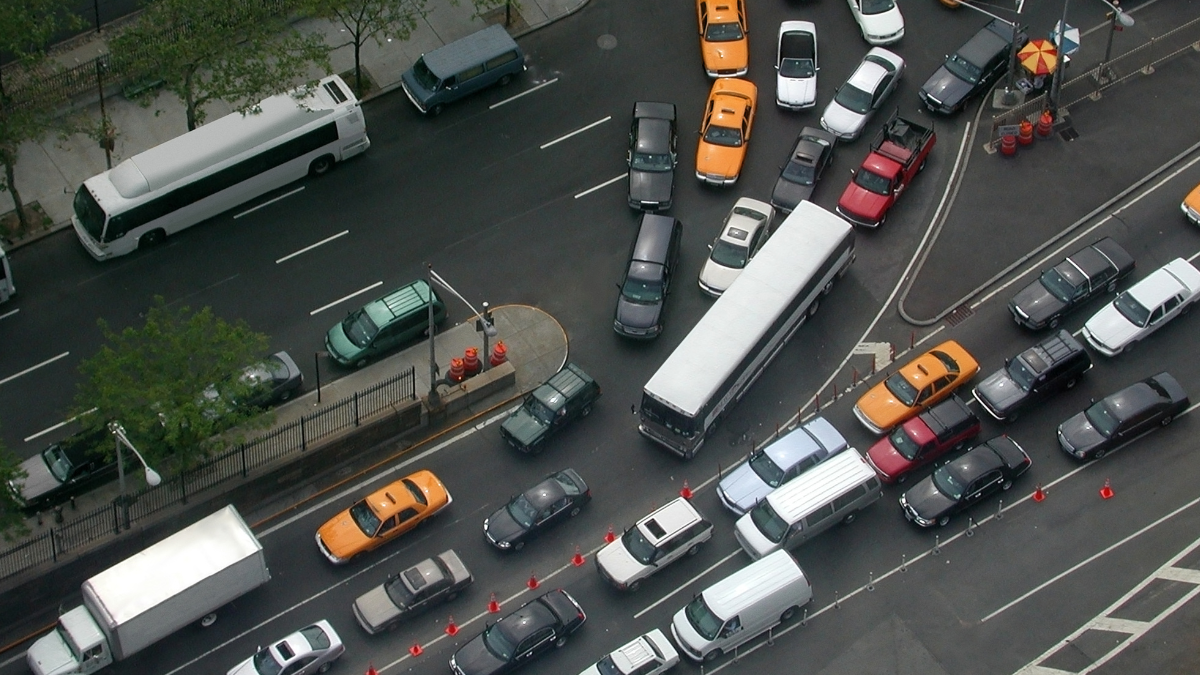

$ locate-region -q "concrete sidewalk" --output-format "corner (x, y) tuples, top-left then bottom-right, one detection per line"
(3, 0), (590, 246)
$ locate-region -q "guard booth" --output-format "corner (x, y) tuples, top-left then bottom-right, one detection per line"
(0, 243), (14, 303)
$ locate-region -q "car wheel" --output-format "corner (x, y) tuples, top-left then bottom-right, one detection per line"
(842, 511), (857, 525)
(569, 506), (581, 518)
(428, 104), (444, 117)
(1093, 448), (1108, 460)
(1107, 280), (1118, 293)
(807, 298), (820, 317)
(896, 473), (908, 484)
(512, 541), (525, 551)
(937, 515), (950, 528)
(1048, 316), (1060, 329)
(318, 662), (333, 674)
(445, 591), (458, 603)
(555, 635), (568, 649)
(687, 543), (701, 556)
(354, 358), (368, 369)
(917, 159), (927, 173)
(822, 280), (834, 296)
(498, 73), (513, 86)
(703, 649), (723, 663)
(1065, 378), (1078, 390)
(1002, 479), (1013, 491)
(139, 229), (166, 249)
(279, 389), (292, 402)
(309, 155), (334, 176)
(627, 579), (641, 592)
(581, 405), (592, 417)
(1122, 340), (1136, 354)
(780, 605), (799, 622)
(199, 613), (217, 627)
(1161, 415), (1174, 427)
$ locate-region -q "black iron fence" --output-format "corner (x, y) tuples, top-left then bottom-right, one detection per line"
(0, 366), (416, 581)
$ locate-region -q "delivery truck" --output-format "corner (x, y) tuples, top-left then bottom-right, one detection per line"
(26, 505), (270, 675)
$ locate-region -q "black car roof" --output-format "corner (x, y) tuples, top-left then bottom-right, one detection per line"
(957, 20), (1014, 68)
(632, 215), (678, 264)
(497, 599), (558, 643)
(633, 101), (676, 122)
(1020, 329), (1087, 374)
(921, 395), (975, 437)
(523, 477), (568, 510)
(1105, 381), (1171, 422)
(982, 435), (1028, 470)
(635, 117), (673, 156)
(944, 442), (1005, 483)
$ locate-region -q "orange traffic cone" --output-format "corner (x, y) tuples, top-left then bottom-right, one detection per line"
(487, 592), (500, 613)
(680, 480), (693, 500)
(1032, 484), (1046, 502)
(489, 340), (508, 366)
(409, 642), (423, 657)
(1036, 110), (1053, 138)
(463, 347), (481, 376)
(445, 616), (459, 636)
(1017, 119), (1034, 145)
(366, 664), (379, 675)
(571, 546), (585, 567)
(527, 572), (540, 590)
(604, 524), (616, 544)
(1100, 479), (1114, 500)
(1000, 133), (1017, 156)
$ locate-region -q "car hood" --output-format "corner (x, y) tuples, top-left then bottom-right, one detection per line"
(1010, 282), (1066, 326)
(716, 463), (770, 513)
(777, 75), (817, 107)
(26, 631), (79, 675)
(595, 540), (648, 585)
(14, 455), (59, 503)
(772, 176), (814, 212)
(866, 438), (912, 480)
(1083, 304), (1139, 351)
(1059, 412), (1107, 453)
(697, 141), (746, 179)
(859, 8), (904, 39)
(317, 511), (368, 559)
(838, 182), (890, 222)
(484, 506), (525, 545)
(354, 585), (402, 630)
(856, 385), (909, 431)
(629, 170), (673, 204)
(974, 369), (1025, 416)
(325, 324), (362, 364)
(698, 259), (742, 296)
(702, 42), (748, 71)
(227, 658), (260, 675)
(615, 297), (662, 330)
(822, 103), (866, 139)
(501, 409), (545, 446)
(454, 634), (506, 675)
(903, 476), (955, 520)
(920, 67), (972, 109)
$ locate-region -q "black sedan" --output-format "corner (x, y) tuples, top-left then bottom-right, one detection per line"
(1057, 372), (1189, 460)
(449, 589), (586, 675)
(627, 102), (677, 211)
(918, 19), (1024, 114)
(900, 436), (1031, 527)
(769, 127), (835, 214)
(1009, 237), (1135, 330)
(484, 469), (590, 551)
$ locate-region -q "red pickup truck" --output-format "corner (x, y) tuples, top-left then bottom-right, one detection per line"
(836, 114), (935, 228)
(865, 395), (980, 484)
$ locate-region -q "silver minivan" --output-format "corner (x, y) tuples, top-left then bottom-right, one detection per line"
(735, 449), (881, 559)
(671, 550), (812, 662)
(400, 25), (525, 116)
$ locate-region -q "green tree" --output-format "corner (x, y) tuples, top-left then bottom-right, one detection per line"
(0, 439), (29, 541)
(110, 0), (331, 131)
(305, 0), (428, 97)
(75, 297), (271, 468)
(0, 0), (82, 234)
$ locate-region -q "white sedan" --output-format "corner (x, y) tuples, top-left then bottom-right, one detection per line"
(776, 21), (818, 110)
(820, 47), (904, 141)
(578, 629), (680, 675)
(698, 197), (775, 297)
(847, 0), (905, 45)
(1081, 258), (1200, 356)
(227, 620), (344, 675)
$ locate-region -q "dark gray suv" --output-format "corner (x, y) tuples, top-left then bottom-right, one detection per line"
(973, 330), (1092, 421)
(919, 19), (1025, 114)
(613, 214), (682, 339)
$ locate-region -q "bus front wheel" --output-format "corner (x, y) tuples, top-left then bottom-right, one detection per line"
(139, 229), (166, 249)
(309, 155), (335, 176)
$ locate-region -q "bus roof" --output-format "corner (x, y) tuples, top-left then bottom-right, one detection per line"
(104, 75), (355, 200)
(644, 202), (852, 417)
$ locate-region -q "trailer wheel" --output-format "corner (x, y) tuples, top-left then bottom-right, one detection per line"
(200, 612), (217, 627)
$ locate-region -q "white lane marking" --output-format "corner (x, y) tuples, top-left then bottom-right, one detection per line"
(541, 116), (611, 149)
(233, 186), (304, 219)
(0, 308), (18, 321)
(0, 352), (69, 387)
(634, 550), (742, 619)
(276, 230), (349, 264)
(490, 77), (559, 109)
(25, 408), (97, 443)
(575, 173), (627, 199)
(308, 281), (382, 316)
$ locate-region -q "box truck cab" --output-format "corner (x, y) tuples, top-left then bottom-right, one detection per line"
(671, 550), (811, 662)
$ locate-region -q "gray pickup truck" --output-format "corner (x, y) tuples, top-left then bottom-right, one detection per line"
(500, 363), (601, 453)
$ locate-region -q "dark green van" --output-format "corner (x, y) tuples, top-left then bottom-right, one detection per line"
(399, 25), (526, 116)
(326, 280), (447, 367)
(500, 363), (601, 453)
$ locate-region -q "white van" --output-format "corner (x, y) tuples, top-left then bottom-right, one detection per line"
(671, 549), (811, 662)
(735, 449), (880, 559)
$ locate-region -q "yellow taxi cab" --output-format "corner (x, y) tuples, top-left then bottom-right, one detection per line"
(697, 0), (749, 78)
(316, 470), (451, 564)
(695, 78), (757, 186)
(853, 340), (979, 434)
(1183, 181), (1200, 226)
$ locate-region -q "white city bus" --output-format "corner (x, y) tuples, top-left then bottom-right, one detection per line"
(72, 74), (370, 260)
(639, 201), (855, 458)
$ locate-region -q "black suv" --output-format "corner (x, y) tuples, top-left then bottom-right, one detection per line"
(919, 19), (1025, 114)
(613, 214), (682, 339)
(973, 330), (1092, 421)
(627, 102), (678, 211)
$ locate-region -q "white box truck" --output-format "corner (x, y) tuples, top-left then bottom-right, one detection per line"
(26, 505), (270, 675)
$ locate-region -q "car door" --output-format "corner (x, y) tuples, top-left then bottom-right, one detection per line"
(736, 0), (747, 31)
(964, 469), (1004, 506)
(538, 497), (570, 529)
(697, 1), (708, 35)
(281, 656), (316, 675)
(393, 506), (423, 536)
(517, 627), (556, 661)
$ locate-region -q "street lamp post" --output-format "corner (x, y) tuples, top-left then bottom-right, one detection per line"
(108, 422), (162, 503)
(1048, 0), (1071, 119)
(426, 263), (441, 409)
(427, 266), (498, 377)
(1099, 0), (1135, 83)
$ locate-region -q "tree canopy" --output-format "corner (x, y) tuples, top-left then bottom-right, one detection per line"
(304, 0), (428, 96)
(0, 438), (29, 541)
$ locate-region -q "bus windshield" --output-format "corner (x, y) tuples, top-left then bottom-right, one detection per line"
(639, 395), (698, 438)
(74, 186), (106, 240)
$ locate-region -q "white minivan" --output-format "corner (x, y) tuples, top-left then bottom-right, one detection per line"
(735, 449), (881, 559)
(670, 550), (812, 662)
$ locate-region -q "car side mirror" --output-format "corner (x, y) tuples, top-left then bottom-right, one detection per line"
(850, 168), (857, 176)
(707, 244), (713, 251)
(1004, 357), (1011, 366)
(615, 282), (622, 290)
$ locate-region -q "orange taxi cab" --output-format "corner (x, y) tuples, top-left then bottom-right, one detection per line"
(853, 340), (979, 434)
(697, 0), (749, 78)
(315, 470), (451, 564)
(695, 78), (757, 186)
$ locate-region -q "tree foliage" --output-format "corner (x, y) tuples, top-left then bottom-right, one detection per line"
(0, 437), (29, 541)
(110, 0), (331, 131)
(76, 297), (271, 468)
(305, 0), (427, 96)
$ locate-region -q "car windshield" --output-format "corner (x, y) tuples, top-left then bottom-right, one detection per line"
(631, 151), (673, 172)
(341, 309), (378, 348)
(933, 466), (965, 500)
(888, 428), (922, 461)
(684, 595), (724, 641)
(749, 501), (789, 544)
(506, 494), (539, 529)
(621, 525), (658, 565)
(251, 648), (284, 675)
(780, 57), (815, 79)
(782, 159), (816, 185)
(1085, 400), (1121, 437)
(853, 168), (892, 195)
(594, 655), (623, 675)
(483, 624), (517, 662)
(1006, 357), (1037, 391)
(411, 57), (439, 90)
(884, 373), (919, 407)
(748, 449), (786, 487)
(622, 275), (665, 303)
(709, 239), (749, 269)
(1112, 291), (1151, 328)
(705, 22), (744, 42)
(527, 398), (557, 425)
(944, 54), (983, 84)
(44, 446), (75, 482)
(350, 500), (382, 537)
(1038, 267), (1077, 302)
(861, 0), (897, 14)
(834, 83), (872, 115)
(703, 123), (743, 147)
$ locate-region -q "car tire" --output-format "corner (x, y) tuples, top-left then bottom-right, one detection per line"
(428, 104), (444, 117)
(279, 389), (292, 402)
(703, 649), (723, 663)
(569, 506), (581, 518)
(318, 662), (333, 674)
(937, 515), (950, 527)
(627, 580), (641, 592)
(1161, 415), (1174, 427)
(1107, 280), (1118, 293)
(199, 613), (217, 627)
(513, 541), (525, 552)
(581, 405), (592, 417)
(842, 511), (857, 525)
(822, 280), (834, 296)
(309, 155), (335, 176)
(1122, 340), (1136, 354)
(807, 298), (820, 317)
(139, 229), (166, 249)
(445, 591), (458, 603)
(1002, 479), (1013, 491)
(780, 605), (799, 622)
(1048, 317), (1060, 329)
(498, 74), (513, 86)
(354, 358), (368, 369)
(1066, 378), (1078, 390)
(555, 635), (568, 649)
(687, 543), (701, 556)
(1093, 448), (1108, 460)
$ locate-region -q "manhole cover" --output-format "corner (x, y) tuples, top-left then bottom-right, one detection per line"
(597, 34), (617, 50)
